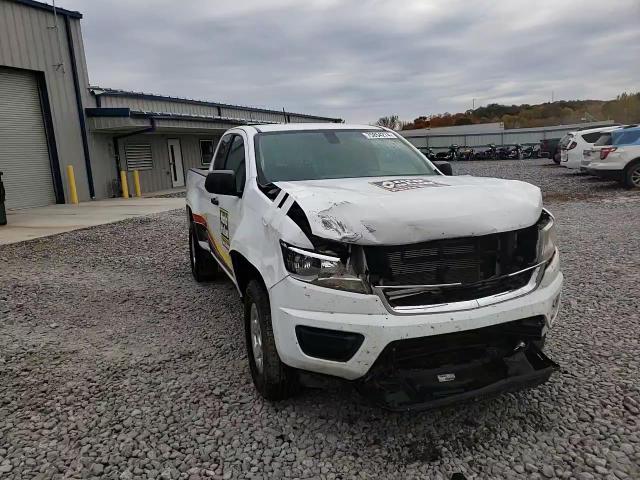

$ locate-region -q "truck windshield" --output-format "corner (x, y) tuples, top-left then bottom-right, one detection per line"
(254, 130), (436, 183)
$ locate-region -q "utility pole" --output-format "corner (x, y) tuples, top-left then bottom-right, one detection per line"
(472, 98), (475, 110)
(551, 91), (554, 103)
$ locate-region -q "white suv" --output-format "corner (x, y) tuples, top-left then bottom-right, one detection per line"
(587, 126), (640, 188)
(580, 131), (615, 172)
(560, 126), (620, 169)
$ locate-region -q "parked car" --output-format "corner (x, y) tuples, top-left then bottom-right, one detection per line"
(539, 138), (561, 163)
(581, 131), (614, 173)
(185, 123), (563, 411)
(587, 125), (640, 188)
(560, 126), (620, 169)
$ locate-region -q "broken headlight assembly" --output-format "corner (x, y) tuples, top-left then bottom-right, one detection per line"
(280, 241), (370, 294)
(537, 209), (557, 263)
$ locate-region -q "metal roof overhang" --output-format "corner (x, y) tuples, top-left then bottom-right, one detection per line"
(85, 108), (268, 134)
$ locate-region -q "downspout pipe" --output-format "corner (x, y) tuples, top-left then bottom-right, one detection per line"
(112, 118), (157, 194)
(64, 15), (95, 199)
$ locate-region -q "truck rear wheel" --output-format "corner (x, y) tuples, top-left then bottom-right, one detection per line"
(244, 279), (298, 400)
(189, 224), (219, 282)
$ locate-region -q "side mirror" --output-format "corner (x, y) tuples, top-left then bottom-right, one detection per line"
(205, 170), (238, 196)
(433, 161), (453, 176)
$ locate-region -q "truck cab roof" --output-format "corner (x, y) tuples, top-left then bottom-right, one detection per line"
(250, 123), (383, 133)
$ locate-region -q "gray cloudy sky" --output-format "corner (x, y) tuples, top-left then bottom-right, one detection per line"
(63, 0), (640, 123)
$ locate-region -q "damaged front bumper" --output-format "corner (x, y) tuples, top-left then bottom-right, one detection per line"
(356, 323), (559, 411)
(269, 253), (562, 381)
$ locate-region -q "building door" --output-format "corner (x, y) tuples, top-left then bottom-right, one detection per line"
(167, 139), (185, 188)
(0, 68), (56, 209)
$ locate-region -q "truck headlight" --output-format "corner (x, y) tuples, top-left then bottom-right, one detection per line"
(280, 241), (369, 293)
(538, 209), (557, 263)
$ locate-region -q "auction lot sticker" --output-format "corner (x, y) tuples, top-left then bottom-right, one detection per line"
(362, 131), (396, 139)
(371, 178), (446, 192)
(220, 208), (230, 249)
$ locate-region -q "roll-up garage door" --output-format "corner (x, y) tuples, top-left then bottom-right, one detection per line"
(0, 68), (56, 209)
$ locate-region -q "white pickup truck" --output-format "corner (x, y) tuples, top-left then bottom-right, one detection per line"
(185, 123), (563, 410)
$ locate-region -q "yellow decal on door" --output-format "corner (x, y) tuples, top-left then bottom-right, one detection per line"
(220, 208), (230, 249)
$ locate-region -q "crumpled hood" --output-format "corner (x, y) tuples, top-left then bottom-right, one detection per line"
(275, 175), (542, 245)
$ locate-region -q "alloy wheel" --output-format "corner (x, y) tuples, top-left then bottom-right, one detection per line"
(250, 303), (264, 374)
(631, 165), (640, 188)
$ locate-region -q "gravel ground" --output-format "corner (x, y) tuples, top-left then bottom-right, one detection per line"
(148, 192), (186, 199)
(1, 161), (639, 479)
(453, 158), (630, 202)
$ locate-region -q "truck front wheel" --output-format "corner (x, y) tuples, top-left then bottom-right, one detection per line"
(244, 279), (298, 400)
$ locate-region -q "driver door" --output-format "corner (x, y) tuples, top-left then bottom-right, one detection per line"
(206, 133), (247, 276)
(205, 134), (233, 274)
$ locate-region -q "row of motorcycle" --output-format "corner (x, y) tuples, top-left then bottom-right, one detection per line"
(423, 144), (542, 161)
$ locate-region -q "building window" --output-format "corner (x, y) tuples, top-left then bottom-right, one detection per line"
(124, 144), (153, 171)
(200, 139), (215, 166)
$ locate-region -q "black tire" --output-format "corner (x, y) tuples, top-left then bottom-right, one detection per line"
(244, 279), (298, 400)
(189, 224), (219, 282)
(623, 161), (640, 189)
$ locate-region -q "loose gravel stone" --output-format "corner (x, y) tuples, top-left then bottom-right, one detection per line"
(0, 160), (639, 479)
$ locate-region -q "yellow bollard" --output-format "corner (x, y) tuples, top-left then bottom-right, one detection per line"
(132, 170), (142, 197)
(120, 170), (129, 199)
(66, 165), (79, 205)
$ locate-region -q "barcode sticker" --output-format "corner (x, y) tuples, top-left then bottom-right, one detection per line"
(362, 132), (396, 139)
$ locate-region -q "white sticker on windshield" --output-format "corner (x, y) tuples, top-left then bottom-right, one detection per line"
(362, 131), (396, 140)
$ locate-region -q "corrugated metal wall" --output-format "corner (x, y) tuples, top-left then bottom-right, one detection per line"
(404, 121), (616, 153)
(98, 94), (336, 125)
(114, 133), (223, 195)
(0, 0), (93, 201)
(153, 119), (239, 131)
(89, 96), (339, 195)
(401, 122), (504, 137)
(100, 96), (218, 117)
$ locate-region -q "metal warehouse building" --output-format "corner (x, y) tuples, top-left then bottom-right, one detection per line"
(0, 0), (340, 210)
(400, 120), (616, 153)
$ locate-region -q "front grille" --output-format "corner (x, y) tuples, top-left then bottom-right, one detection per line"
(366, 224), (540, 308)
(385, 269), (534, 308)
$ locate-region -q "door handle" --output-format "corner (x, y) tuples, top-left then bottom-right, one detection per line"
(210, 197), (219, 205)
